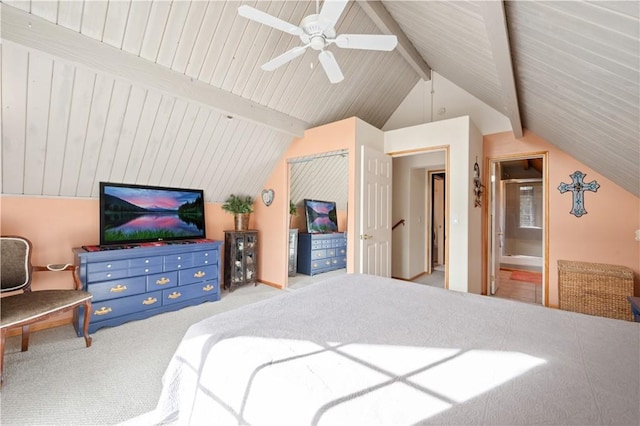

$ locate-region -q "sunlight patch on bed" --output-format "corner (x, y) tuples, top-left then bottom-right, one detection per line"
(172, 336), (546, 424)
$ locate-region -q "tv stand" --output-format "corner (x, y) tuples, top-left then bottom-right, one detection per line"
(297, 232), (346, 276)
(73, 240), (222, 335)
(81, 239), (214, 252)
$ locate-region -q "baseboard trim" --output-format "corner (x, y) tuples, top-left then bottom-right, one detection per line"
(258, 280), (283, 290)
(392, 272), (427, 282)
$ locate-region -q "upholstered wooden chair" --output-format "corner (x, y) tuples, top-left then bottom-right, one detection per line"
(0, 236), (93, 386)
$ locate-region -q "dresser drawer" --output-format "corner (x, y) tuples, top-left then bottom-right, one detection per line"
(311, 259), (333, 271)
(333, 239), (346, 248)
(194, 249), (218, 266)
(331, 257), (347, 267)
(164, 254), (194, 271)
(147, 271), (178, 291)
(88, 276), (147, 302)
(87, 259), (128, 273)
(179, 265), (218, 286)
(129, 256), (162, 268)
(91, 290), (163, 321)
(87, 268), (130, 283)
(312, 249), (328, 260)
(129, 264), (163, 276)
(163, 281), (219, 305)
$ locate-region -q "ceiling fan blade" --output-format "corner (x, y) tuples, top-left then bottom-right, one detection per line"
(238, 5), (303, 36)
(319, 0), (348, 30)
(318, 50), (344, 84)
(262, 46), (308, 71)
(335, 34), (398, 51)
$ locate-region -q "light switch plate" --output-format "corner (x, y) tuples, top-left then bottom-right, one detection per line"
(635, 230), (640, 241)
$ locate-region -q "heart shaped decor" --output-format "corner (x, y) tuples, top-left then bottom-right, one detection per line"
(261, 189), (275, 206)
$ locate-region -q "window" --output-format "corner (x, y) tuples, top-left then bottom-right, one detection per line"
(518, 184), (541, 229)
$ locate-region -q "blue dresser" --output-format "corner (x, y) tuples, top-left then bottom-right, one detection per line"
(73, 240), (222, 334)
(297, 232), (347, 276)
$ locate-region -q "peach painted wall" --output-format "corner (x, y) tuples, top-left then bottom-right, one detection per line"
(484, 131), (640, 306)
(0, 195), (234, 320)
(254, 118), (357, 288)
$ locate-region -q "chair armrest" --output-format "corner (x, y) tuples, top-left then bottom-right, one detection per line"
(33, 264), (83, 290)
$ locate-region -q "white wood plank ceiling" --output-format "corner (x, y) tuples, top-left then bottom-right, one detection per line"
(1, 1), (638, 200)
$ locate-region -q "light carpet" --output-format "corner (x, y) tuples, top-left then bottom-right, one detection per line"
(0, 283), (284, 425)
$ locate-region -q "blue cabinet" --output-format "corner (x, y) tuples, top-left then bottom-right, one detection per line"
(73, 241), (222, 335)
(297, 232), (347, 276)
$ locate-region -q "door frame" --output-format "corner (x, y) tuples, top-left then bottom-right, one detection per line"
(388, 146), (449, 288)
(484, 152), (549, 306)
(428, 170), (446, 277)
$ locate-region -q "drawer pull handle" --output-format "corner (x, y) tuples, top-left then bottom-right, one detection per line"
(202, 284), (214, 292)
(110, 284), (127, 293)
(156, 277), (171, 285)
(168, 292), (182, 299)
(95, 307), (112, 316)
(194, 271), (206, 278)
(142, 297), (158, 305)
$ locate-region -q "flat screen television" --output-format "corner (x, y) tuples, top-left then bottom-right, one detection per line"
(304, 199), (338, 233)
(99, 182), (206, 246)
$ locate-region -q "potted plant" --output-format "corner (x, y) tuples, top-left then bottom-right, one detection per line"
(222, 194), (254, 231)
(289, 200), (298, 228)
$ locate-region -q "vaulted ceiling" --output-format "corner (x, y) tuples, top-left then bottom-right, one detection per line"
(1, 1), (638, 200)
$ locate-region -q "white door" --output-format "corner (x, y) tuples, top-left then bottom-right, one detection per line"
(359, 145), (392, 276)
(489, 161), (502, 294)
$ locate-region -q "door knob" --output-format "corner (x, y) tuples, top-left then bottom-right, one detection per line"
(361, 234), (373, 240)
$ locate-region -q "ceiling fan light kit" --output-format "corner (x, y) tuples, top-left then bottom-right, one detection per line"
(238, 0), (398, 84)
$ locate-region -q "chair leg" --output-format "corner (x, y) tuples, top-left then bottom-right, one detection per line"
(82, 300), (92, 348)
(0, 328), (6, 387)
(21, 325), (30, 352)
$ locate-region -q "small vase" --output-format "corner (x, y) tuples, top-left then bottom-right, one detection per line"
(235, 213), (250, 231)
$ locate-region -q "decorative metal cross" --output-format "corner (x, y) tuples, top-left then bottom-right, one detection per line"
(558, 171), (599, 217)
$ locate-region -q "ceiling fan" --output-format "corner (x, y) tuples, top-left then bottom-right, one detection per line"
(238, 0), (398, 84)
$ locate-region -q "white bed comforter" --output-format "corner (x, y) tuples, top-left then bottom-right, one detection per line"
(151, 274), (639, 425)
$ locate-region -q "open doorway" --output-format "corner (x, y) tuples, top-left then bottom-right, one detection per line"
(487, 155), (547, 306)
(390, 150), (447, 288)
(430, 172), (445, 273)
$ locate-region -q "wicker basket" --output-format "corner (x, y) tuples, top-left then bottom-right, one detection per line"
(558, 260), (634, 321)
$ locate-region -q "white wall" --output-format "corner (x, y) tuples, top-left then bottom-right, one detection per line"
(383, 72), (511, 136)
(385, 116), (483, 294)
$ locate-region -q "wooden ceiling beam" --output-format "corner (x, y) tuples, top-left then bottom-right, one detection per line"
(479, 1), (524, 138)
(0, 3), (309, 137)
(356, 0), (432, 81)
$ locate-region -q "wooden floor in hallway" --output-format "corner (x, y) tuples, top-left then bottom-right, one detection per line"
(492, 269), (543, 305)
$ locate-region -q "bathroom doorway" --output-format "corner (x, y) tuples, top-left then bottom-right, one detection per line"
(487, 155), (547, 306)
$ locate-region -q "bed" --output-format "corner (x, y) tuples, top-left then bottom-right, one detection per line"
(150, 274), (639, 425)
